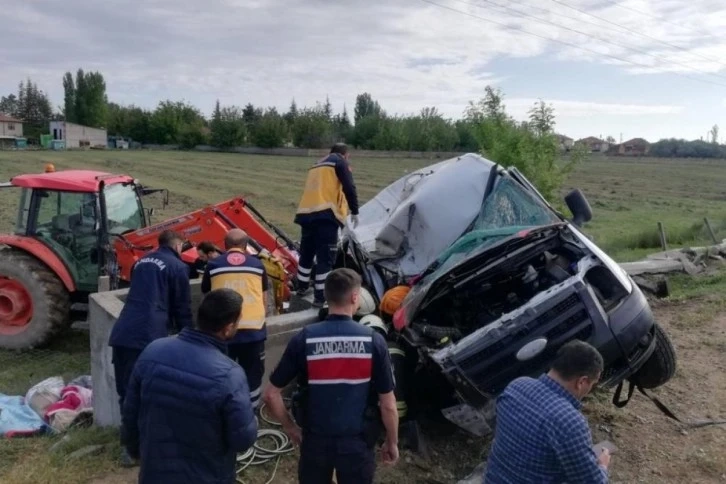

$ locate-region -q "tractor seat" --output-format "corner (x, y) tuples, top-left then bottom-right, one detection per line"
(52, 214), (72, 232)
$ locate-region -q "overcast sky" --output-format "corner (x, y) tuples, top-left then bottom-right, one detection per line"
(2, 0), (726, 141)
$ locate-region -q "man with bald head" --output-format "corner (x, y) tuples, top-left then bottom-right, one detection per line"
(202, 229), (270, 410)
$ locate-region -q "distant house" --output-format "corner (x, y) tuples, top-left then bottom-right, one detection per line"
(576, 136), (609, 153)
(0, 113), (23, 137)
(0, 113), (24, 149)
(618, 138), (650, 156)
(555, 134), (574, 152)
(49, 121), (107, 149)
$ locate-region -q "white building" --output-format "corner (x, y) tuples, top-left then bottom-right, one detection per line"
(49, 121), (107, 148)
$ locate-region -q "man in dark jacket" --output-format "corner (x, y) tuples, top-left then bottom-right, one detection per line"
(108, 230), (193, 465)
(122, 289), (258, 484)
(294, 143), (359, 307)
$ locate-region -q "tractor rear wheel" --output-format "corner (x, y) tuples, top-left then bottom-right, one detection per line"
(0, 248), (71, 350)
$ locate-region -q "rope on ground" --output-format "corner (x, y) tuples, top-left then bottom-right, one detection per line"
(236, 403), (295, 484)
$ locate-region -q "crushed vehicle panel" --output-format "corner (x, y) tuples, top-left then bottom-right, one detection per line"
(338, 153), (676, 436)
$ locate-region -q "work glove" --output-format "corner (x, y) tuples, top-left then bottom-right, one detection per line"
(351, 214), (359, 228)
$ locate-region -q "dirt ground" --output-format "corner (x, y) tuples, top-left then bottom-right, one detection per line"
(584, 296), (726, 484)
(81, 294), (726, 484)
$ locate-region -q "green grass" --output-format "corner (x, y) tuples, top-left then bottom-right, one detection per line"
(2, 150), (726, 482)
(2, 151), (726, 262)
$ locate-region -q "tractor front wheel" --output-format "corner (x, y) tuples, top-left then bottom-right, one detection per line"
(0, 248), (71, 350)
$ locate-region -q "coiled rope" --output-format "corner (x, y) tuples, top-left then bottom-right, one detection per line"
(235, 402), (295, 484)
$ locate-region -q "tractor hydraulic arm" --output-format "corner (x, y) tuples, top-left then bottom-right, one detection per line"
(112, 197), (299, 284)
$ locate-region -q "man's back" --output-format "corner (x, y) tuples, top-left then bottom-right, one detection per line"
(109, 246), (192, 349)
(484, 375), (607, 484)
(122, 328), (257, 484)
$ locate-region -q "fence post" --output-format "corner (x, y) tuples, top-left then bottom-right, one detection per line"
(657, 222), (668, 252)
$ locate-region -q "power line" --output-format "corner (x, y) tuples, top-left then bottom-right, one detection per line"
(459, 0), (726, 82)
(545, 0), (726, 70)
(602, 0), (719, 40)
(416, 0), (726, 88)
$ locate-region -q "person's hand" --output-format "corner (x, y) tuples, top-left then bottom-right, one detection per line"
(597, 448), (611, 469)
(351, 214), (359, 228)
(380, 438), (399, 465)
(283, 422), (302, 446)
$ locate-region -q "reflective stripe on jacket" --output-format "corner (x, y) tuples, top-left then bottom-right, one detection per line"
(201, 248), (268, 342)
(294, 154), (359, 227)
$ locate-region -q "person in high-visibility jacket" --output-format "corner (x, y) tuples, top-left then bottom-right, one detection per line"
(294, 142), (359, 307)
(201, 229), (269, 410)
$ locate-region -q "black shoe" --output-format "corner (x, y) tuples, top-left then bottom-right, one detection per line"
(296, 287), (311, 297)
(312, 299), (326, 308)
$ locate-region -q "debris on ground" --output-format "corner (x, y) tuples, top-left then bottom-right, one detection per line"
(1, 375), (93, 438)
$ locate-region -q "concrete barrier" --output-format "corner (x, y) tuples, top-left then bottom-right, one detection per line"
(89, 279), (320, 427)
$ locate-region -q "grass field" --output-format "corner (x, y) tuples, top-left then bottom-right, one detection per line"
(2, 151), (726, 261)
(1, 150), (726, 484)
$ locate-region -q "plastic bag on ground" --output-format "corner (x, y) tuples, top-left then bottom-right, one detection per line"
(25, 376), (64, 418)
(0, 393), (50, 437)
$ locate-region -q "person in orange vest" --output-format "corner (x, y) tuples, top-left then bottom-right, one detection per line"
(294, 143), (359, 307)
(201, 229), (269, 410)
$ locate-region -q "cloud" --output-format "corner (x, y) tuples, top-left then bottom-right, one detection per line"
(0, 0), (722, 132)
(506, 99), (684, 118)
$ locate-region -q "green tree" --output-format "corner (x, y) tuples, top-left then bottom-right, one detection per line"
(210, 101), (247, 148)
(332, 105), (352, 142)
(323, 96), (332, 120)
(12, 78), (53, 140)
(63, 72), (76, 122)
(466, 86), (584, 200)
(0, 94), (19, 116)
(284, 98), (298, 126)
(251, 108), (287, 148)
(710, 124), (719, 144)
(292, 106), (333, 148)
(528, 100), (556, 136)
(149, 100), (206, 145)
(354, 93), (382, 124)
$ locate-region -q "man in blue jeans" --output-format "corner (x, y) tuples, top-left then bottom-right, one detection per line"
(294, 143), (359, 307)
(484, 340), (612, 483)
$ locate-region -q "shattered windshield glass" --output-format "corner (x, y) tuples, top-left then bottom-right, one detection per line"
(428, 175), (561, 276)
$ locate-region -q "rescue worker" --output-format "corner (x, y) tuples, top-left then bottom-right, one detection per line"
(294, 143), (359, 307)
(188, 241), (223, 279)
(121, 289), (258, 484)
(263, 268), (400, 484)
(201, 228), (269, 410)
(108, 229), (193, 466)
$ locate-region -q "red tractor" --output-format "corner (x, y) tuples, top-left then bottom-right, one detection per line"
(0, 165), (299, 350)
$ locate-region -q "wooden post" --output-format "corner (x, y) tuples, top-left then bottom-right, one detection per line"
(657, 222), (668, 252)
(704, 217), (718, 244)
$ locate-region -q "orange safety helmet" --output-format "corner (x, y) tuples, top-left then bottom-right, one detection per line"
(379, 285), (411, 316)
(44, 163), (56, 173)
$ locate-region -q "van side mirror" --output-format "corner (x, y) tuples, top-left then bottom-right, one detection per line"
(564, 189), (592, 227)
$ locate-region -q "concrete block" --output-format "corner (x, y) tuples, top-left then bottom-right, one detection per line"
(89, 279), (320, 428)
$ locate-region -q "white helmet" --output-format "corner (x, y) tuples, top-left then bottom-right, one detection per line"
(359, 314), (388, 336)
(356, 287), (377, 316)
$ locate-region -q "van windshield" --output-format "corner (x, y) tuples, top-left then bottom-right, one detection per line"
(428, 176), (560, 277)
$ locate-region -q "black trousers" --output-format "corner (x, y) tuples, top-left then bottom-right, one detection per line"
(296, 220), (339, 303)
(112, 346), (143, 446)
(228, 339), (265, 409)
(298, 434), (376, 484)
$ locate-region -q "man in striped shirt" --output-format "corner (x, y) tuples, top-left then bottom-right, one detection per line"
(263, 268), (399, 484)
